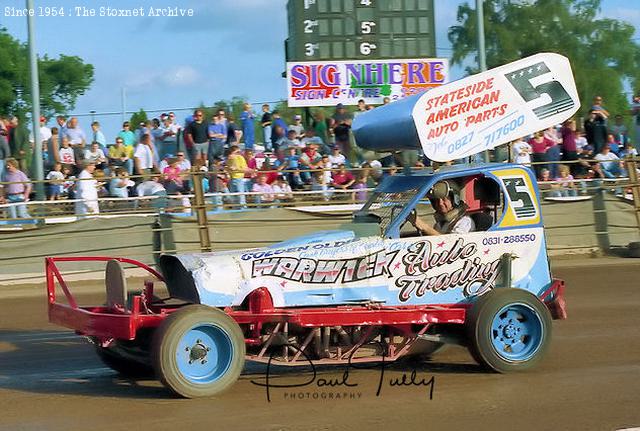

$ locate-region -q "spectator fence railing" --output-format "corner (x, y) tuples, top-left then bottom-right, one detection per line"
(2, 158), (640, 286)
(1, 159), (639, 222)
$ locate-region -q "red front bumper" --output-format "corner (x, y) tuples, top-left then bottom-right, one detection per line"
(541, 279), (567, 320)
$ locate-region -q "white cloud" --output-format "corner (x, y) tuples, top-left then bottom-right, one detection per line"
(161, 65), (201, 86)
(125, 65), (203, 89)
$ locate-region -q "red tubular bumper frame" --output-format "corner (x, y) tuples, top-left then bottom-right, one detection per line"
(46, 256), (168, 340)
(540, 278), (567, 320)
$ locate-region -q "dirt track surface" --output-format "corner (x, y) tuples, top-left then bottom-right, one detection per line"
(0, 262), (639, 431)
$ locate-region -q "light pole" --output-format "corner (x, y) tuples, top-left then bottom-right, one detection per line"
(476, 0), (490, 163)
(476, 0), (487, 73)
(26, 0), (44, 200)
(121, 87), (127, 123)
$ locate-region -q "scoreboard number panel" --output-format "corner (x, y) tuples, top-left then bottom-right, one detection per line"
(286, 0), (436, 61)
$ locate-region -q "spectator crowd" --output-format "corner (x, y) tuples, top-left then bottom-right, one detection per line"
(0, 93), (639, 222)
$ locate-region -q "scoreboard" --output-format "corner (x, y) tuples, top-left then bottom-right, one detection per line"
(285, 0), (436, 61)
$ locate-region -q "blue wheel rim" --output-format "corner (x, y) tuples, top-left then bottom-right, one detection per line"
(176, 324), (234, 384)
(489, 303), (544, 362)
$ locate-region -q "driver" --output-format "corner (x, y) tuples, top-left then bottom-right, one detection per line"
(407, 181), (475, 235)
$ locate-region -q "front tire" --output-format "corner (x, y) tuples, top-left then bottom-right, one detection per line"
(151, 305), (245, 398)
(466, 289), (552, 372)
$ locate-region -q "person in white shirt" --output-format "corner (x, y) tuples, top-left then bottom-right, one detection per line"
(328, 146), (346, 167)
(159, 117), (180, 158)
(58, 137), (75, 168)
(289, 115), (305, 139)
(84, 142), (108, 170)
(272, 177), (293, 202)
(134, 134), (156, 175)
(594, 146), (625, 178)
(511, 138), (532, 165)
(29, 116), (52, 143)
(136, 175), (167, 211)
(74, 162), (99, 216)
(45, 163), (64, 200)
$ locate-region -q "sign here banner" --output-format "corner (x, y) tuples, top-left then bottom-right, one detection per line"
(286, 58), (449, 107)
(411, 53), (581, 162)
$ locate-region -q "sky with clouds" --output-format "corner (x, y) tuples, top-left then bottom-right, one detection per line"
(1, 0), (638, 138)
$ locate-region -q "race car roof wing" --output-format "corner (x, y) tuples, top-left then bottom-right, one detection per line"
(352, 52), (580, 162)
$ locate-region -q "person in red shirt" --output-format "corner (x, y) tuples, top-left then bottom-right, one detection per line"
(561, 119), (578, 175)
(299, 143), (323, 183)
(244, 149), (258, 180)
(162, 158), (184, 193)
(259, 157), (279, 184)
(331, 164), (355, 200)
(528, 131), (554, 178)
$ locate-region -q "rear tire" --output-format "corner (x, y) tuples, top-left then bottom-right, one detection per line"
(466, 289), (552, 373)
(151, 305), (245, 398)
(95, 345), (154, 377)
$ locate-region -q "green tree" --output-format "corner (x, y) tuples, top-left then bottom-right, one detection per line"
(448, 0), (640, 119)
(0, 28), (94, 118)
(129, 108), (148, 130)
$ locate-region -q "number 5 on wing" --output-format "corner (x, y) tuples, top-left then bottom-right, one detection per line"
(505, 62), (574, 120)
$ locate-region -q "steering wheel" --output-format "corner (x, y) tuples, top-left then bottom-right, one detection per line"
(398, 208), (423, 236)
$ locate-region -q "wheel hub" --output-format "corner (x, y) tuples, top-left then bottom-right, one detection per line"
(189, 343), (208, 362)
(503, 324), (517, 339)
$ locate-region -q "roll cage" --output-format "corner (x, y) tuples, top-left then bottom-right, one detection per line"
(355, 163), (537, 239)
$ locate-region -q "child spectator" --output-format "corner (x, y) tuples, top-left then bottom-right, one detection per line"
(272, 177), (294, 203)
(162, 157), (184, 194)
(59, 137), (75, 172)
(311, 169), (333, 201)
(352, 173), (368, 202)
(62, 165), (75, 198)
(210, 157), (230, 210)
(511, 137), (532, 165)
(554, 165), (578, 197)
(45, 163), (64, 200)
(538, 168), (561, 198)
(321, 154), (333, 185)
(252, 174), (274, 206)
